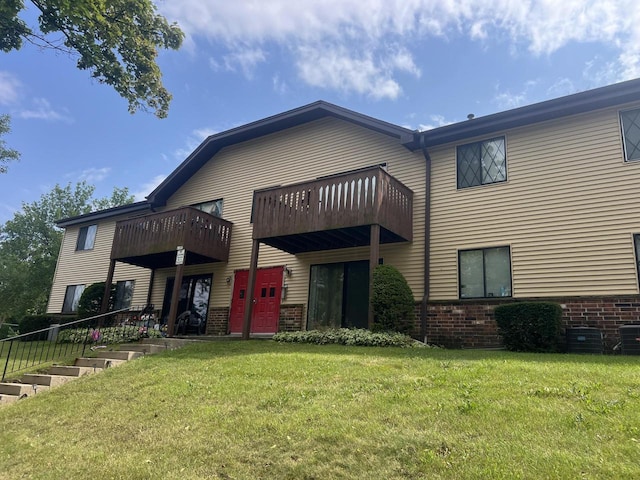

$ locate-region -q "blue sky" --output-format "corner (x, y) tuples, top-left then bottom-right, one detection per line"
(1, 0), (639, 223)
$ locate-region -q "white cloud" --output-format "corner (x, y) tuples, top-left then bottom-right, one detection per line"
(78, 167), (111, 183)
(133, 174), (168, 201)
(173, 127), (219, 160)
(17, 98), (72, 122)
(160, 0), (640, 95)
(0, 71), (21, 105)
(417, 114), (456, 131)
(493, 80), (538, 109)
(296, 45), (404, 99)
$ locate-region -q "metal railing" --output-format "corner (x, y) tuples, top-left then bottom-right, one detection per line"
(0, 308), (157, 382)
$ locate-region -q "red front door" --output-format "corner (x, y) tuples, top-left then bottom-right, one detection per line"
(229, 266), (283, 334)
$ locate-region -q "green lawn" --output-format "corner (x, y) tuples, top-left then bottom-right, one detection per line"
(0, 341), (638, 479)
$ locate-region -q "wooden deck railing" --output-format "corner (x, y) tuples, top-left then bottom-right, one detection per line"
(111, 207), (232, 263)
(252, 166), (413, 241)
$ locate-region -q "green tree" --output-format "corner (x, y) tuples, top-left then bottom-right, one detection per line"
(1, 0), (184, 118)
(0, 115), (19, 173)
(0, 182), (134, 320)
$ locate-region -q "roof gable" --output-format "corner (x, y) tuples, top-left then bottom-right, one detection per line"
(147, 101), (417, 206)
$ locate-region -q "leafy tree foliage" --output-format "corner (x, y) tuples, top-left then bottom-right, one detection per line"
(0, 182), (134, 320)
(1, 0), (184, 118)
(0, 115), (19, 174)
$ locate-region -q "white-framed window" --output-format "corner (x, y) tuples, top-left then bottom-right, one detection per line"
(459, 246), (511, 298)
(76, 224), (97, 251)
(193, 199), (223, 217)
(457, 136), (507, 189)
(620, 108), (640, 162)
(62, 284), (85, 313)
(114, 280), (135, 310)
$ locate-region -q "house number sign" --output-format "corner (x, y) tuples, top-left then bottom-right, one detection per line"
(175, 246), (185, 265)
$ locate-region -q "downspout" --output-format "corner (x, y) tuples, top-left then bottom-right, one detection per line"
(419, 134), (432, 343)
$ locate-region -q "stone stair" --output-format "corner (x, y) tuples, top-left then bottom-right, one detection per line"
(0, 340), (177, 406)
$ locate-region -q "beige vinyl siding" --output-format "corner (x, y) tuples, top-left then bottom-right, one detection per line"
(160, 117), (426, 310)
(47, 220), (151, 313)
(429, 102), (640, 300)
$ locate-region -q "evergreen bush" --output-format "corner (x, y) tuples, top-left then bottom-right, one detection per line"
(494, 302), (563, 352)
(77, 282), (115, 318)
(18, 315), (52, 338)
(371, 265), (415, 335)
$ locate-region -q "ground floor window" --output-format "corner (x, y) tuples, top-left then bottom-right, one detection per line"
(161, 274), (212, 326)
(634, 235), (640, 288)
(308, 260), (369, 330)
(459, 246), (511, 298)
(62, 284), (85, 313)
(114, 280), (135, 310)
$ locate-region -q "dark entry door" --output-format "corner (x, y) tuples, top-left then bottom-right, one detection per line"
(229, 266), (284, 334)
(161, 274), (212, 329)
(308, 260), (369, 330)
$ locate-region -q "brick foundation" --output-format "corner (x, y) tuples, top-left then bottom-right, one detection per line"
(206, 304), (305, 335)
(279, 304), (304, 332)
(417, 296), (640, 351)
(207, 307), (230, 336)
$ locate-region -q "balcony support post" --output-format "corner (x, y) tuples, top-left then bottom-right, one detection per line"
(368, 224), (380, 330)
(167, 261), (185, 337)
(100, 259), (116, 315)
(242, 239), (260, 340)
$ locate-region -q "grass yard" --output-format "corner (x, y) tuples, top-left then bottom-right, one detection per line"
(0, 341), (638, 479)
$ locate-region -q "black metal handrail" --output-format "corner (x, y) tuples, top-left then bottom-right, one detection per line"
(0, 307), (157, 382)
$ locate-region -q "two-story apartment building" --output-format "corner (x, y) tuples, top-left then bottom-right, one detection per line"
(48, 78), (640, 349)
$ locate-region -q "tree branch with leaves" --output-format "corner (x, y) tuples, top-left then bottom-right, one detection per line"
(1, 0), (184, 118)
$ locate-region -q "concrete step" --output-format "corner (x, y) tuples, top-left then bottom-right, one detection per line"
(21, 374), (76, 387)
(74, 357), (126, 369)
(94, 350), (143, 361)
(48, 365), (100, 377)
(119, 344), (168, 354)
(0, 382), (50, 396)
(0, 394), (21, 405)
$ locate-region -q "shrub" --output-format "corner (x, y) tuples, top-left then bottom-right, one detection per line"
(494, 302), (563, 352)
(77, 282), (116, 318)
(273, 328), (427, 348)
(371, 265), (415, 335)
(0, 323), (17, 339)
(18, 315), (52, 338)
(57, 325), (163, 345)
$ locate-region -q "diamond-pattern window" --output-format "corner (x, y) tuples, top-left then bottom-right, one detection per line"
(457, 137), (506, 188)
(621, 109), (640, 162)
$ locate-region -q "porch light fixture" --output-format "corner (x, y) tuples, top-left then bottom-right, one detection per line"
(226, 276), (231, 284)
(284, 266), (292, 276)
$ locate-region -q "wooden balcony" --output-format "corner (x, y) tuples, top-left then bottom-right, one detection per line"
(252, 166), (413, 254)
(111, 207), (232, 269)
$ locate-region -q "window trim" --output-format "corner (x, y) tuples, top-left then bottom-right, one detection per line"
(620, 108), (640, 163)
(75, 224), (97, 251)
(62, 284), (85, 313)
(456, 135), (507, 189)
(633, 234), (640, 291)
(458, 246), (512, 299)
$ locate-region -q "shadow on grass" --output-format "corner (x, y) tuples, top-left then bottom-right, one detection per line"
(158, 339), (640, 367)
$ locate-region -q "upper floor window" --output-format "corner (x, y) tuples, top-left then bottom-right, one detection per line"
(457, 137), (506, 189)
(193, 199), (223, 217)
(76, 224), (97, 251)
(620, 108), (640, 162)
(459, 246), (511, 298)
(114, 280), (135, 310)
(62, 284), (85, 313)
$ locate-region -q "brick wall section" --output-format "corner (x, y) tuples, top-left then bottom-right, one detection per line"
(279, 304), (304, 332)
(207, 307), (229, 336)
(415, 296), (640, 351)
